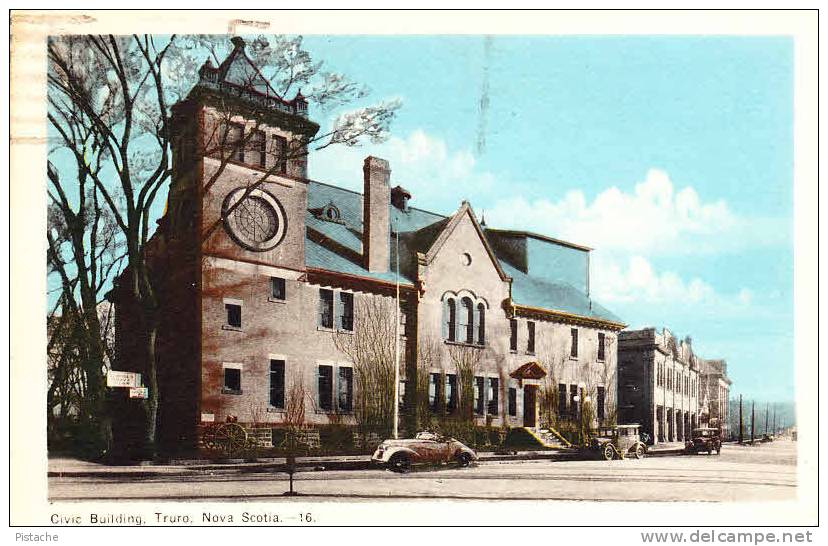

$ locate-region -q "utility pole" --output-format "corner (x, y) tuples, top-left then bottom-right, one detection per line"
(751, 401), (755, 443)
(739, 394), (743, 444)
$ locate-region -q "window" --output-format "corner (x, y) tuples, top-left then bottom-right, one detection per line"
(318, 365), (333, 411)
(227, 122), (244, 163)
(272, 135), (287, 174)
(460, 297), (474, 344)
(526, 321), (536, 354)
(476, 303), (486, 345)
(338, 367), (353, 412)
(509, 319), (518, 352)
(270, 277), (286, 300)
(318, 289), (334, 329)
(487, 377), (499, 415)
(339, 292), (354, 331)
(444, 299), (457, 342)
(429, 373), (441, 413)
(223, 366), (242, 394)
(569, 384), (578, 419)
(597, 386), (605, 421)
(570, 328), (579, 358)
(269, 360), (285, 408)
(558, 383), (567, 417)
(508, 387), (517, 417)
(598, 332), (606, 361)
(445, 374), (457, 413)
(251, 130), (266, 167)
(474, 376), (485, 415)
(225, 303), (241, 329)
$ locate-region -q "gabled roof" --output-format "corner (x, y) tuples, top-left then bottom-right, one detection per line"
(420, 201), (510, 282)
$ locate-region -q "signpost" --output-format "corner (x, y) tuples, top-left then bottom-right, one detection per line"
(129, 387), (149, 399)
(107, 370), (142, 388)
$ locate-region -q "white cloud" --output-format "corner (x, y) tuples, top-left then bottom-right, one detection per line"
(309, 129), (493, 208)
(486, 168), (742, 256)
(592, 255), (717, 304)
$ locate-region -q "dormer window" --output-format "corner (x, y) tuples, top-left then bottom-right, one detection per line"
(321, 203), (341, 221)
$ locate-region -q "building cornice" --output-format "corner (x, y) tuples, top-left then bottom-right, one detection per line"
(509, 301), (626, 331)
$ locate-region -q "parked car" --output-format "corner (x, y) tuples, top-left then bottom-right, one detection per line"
(371, 431), (478, 473)
(685, 427), (722, 455)
(587, 424), (646, 460)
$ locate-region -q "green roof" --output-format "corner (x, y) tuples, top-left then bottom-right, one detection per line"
(304, 180), (622, 324)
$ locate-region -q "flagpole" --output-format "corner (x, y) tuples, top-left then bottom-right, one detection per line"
(393, 216), (401, 440)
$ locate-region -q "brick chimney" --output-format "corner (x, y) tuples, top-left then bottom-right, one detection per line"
(363, 156), (390, 272)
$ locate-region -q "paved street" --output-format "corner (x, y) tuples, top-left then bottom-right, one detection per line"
(49, 439), (796, 503)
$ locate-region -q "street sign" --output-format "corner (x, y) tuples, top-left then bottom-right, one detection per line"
(107, 370), (142, 388)
(129, 387), (149, 399)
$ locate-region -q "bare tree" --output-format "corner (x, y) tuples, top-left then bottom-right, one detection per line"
(46, 148), (125, 457)
(48, 34), (400, 454)
(332, 296), (399, 436)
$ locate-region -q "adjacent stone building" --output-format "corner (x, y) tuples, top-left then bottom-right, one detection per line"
(699, 358), (732, 436)
(110, 38), (625, 455)
(618, 327), (732, 445)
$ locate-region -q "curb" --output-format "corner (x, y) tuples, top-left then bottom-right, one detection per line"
(48, 448), (687, 478)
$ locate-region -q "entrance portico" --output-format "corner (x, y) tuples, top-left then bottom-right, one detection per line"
(510, 361), (547, 429)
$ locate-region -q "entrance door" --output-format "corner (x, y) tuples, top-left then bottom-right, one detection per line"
(523, 385), (537, 427)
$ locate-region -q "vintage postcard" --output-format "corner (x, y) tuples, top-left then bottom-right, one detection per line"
(9, 8), (819, 535)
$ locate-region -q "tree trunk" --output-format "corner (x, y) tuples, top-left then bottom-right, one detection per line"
(143, 321), (159, 457)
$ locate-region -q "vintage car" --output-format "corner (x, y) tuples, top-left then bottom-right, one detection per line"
(588, 424), (647, 460)
(371, 431), (478, 473)
(685, 427), (722, 455)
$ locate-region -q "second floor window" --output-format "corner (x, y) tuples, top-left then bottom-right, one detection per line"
(570, 328), (579, 358)
(339, 292), (354, 331)
(598, 332), (606, 361)
(319, 289), (334, 329)
(270, 277), (286, 300)
(509, 319), (518, 352)
(225, 303), (241, 329)
(476, 303), (486, 345)
(526, 321), (536, 354)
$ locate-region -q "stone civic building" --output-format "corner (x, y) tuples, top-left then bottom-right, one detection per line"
(110, 38), (626, 454)
(617, 327), (731, 445)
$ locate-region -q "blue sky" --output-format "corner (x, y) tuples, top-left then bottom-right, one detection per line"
(48, 35), (793, 403)
(301, 36), (794, 403)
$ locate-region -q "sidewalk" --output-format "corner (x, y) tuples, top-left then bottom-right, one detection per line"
(48, 443), (686, 478)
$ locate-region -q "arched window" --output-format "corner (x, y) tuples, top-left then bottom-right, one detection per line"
(476, 303), (486, 345)
(442, 298), (457, 342)
(460, 297), (474, 344)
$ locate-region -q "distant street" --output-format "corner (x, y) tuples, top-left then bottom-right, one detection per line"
(49, 439), (796, 503)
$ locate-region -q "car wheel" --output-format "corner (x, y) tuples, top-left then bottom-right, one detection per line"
(602, 443), (615, 461)
(455, 452), (471, 468)
(388, 453), (411, 473)
(707, 448), (712, 455)
(633, 444), (645, 459)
